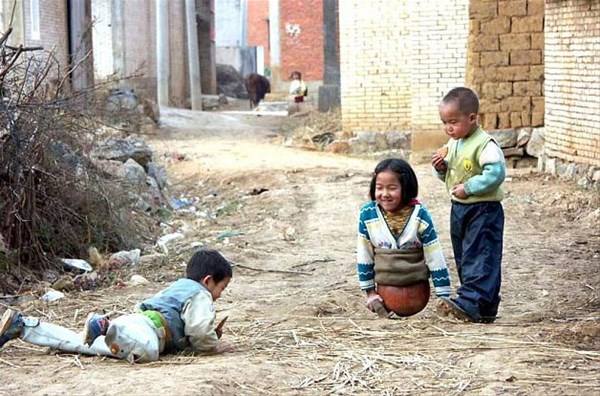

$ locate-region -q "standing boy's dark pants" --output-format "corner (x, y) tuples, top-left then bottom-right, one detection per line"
(450, 201), (504, 320)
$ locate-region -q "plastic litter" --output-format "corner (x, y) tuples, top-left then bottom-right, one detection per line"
(130, 274), (149, 285)
(109, 249), (141, 266)
(40, 289), (65, 302)
(61, 258), (92, 272)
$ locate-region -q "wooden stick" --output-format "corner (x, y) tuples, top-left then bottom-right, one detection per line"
(0, 357), (20, 368)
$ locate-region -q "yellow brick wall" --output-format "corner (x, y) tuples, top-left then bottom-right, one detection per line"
(409, 0), (469, 150)
(339, 1), (411, 134)
(339, 0), (469, 151)
(544, 0), (600, 166)
(466, 0), (545, 130)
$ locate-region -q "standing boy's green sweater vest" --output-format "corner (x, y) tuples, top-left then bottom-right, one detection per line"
(445, 127), (505, 204)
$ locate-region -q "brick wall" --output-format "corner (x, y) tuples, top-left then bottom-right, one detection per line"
(339, 0), (468, 149)
(544, 0), (600, 167)
(22, 0), (69, 71)
(247, 0), (270, 72)
(410, 0), (469, 150)
(280, 0), (324, 82)
(466, 0), (545, 130)
(339, 0), (411, 135)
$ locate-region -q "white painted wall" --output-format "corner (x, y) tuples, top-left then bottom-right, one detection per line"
(215, 0), (244, 46)
(91, 0), (114, 78)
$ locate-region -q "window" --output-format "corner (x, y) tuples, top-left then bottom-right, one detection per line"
(30, 0), (40, 40)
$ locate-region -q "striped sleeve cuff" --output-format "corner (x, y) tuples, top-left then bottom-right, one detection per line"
(434, 285), (452, 297)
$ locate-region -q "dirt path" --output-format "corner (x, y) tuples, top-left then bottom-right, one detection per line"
(1, 108), (599, 395)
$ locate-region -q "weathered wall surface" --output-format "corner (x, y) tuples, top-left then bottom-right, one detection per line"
(467, 0), (545, 130)
(92, 0), (191, 106)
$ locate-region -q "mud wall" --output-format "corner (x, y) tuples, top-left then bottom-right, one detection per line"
(466, 0), (545, 131)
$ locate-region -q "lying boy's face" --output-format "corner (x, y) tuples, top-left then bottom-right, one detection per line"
(203, 276), (231, 301)
(439, 101), (477, 140)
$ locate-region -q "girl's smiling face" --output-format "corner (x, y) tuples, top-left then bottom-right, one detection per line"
(375, 170), (403, 212)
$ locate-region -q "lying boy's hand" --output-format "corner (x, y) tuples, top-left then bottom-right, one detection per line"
(431, 154), (447, 172)
(215, 316), (228, 339)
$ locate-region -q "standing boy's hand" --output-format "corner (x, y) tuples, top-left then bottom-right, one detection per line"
(451, 184), (468, 199)
(431, 154), (447, 172)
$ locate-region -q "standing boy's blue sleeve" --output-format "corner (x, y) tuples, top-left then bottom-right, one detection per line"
(464, 141), (506, 196)
(464, 162), (505, 196)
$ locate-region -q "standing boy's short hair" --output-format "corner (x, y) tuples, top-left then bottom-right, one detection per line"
(369, 158), (419, 205)
(441, 87), (480, 116)
(186, 249), (232, 283)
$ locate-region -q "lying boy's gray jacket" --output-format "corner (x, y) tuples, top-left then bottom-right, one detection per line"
(138, 278), (206, 350)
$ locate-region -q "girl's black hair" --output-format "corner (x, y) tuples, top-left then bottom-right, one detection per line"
(369, 158), (419, 204)
(186, 249), (232, 283)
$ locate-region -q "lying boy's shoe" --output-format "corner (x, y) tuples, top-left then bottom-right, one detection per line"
(437, 297), (478, 323)
(83, 312), (111, 346)
(0, 309), (24, 348)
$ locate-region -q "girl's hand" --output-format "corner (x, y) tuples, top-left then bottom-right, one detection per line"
(366, 292), (383, 312)
(431, 154), (447, 172)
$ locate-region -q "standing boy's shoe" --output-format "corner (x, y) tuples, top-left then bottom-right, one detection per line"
(0, 309), (24, 348)
(437, 297), (478, 323)
(83, 312), (112, 346)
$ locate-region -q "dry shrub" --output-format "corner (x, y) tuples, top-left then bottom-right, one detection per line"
(0, 31), (154, 292)
(281, 108), (342, 150)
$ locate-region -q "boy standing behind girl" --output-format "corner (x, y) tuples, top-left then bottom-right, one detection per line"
(432, 87), (506, 323)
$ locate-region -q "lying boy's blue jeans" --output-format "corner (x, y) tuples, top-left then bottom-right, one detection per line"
(450, 201), (504, 320)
